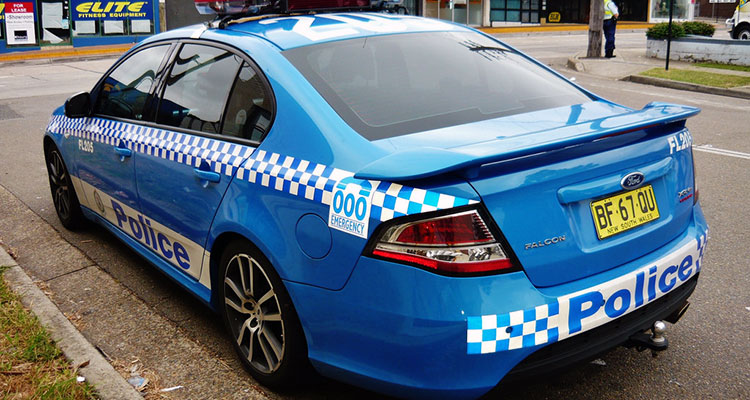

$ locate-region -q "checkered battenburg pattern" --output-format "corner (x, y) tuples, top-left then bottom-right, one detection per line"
(48, 115), (477, 223)
(467, 302), (560, 354)
(237, 150), (353, 205)
(48, 116), (254, 176)
(370, 182), (477, 222)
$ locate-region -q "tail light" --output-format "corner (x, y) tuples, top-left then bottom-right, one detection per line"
(691, 147), (699, 205)
(369, 209), (518, 276)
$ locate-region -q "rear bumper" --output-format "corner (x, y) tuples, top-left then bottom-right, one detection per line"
(285, 206), (708, 399)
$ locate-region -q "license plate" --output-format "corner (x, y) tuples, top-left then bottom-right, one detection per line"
(590, 185), (660, 240)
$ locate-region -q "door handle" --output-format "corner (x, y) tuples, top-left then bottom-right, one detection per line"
(194, 168), (221, 186)
(114, 146), (132, 161)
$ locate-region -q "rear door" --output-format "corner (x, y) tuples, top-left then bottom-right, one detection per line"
(132, 42), (272, 279)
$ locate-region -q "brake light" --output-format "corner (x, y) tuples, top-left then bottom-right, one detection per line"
(370, 209), (517, 275)
(691, 147), (699, 205)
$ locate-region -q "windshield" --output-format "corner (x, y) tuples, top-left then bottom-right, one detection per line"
(283, 31), (593, 140)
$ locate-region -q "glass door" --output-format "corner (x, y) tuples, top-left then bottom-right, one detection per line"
(431, 0), (481, 25)
(38, 0), (71, 45)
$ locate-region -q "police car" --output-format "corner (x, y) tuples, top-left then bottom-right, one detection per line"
(43, 0), (708, 397)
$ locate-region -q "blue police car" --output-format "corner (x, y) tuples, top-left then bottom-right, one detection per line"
(43, 0), (708, 397)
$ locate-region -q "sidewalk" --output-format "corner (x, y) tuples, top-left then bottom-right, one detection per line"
(0, 185), (271, 399)
(568, 47), (750, 99)
(0, 44), (133, 63)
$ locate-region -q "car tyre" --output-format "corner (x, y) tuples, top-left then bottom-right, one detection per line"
(737, 26), (750, 40)
(45, 146), (86, 230)
(219, 240), (313, 388)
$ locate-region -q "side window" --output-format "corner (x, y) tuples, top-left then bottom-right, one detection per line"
(95, 45), (170, 121)
(157, 44), (242, 134)
(222, 62), (273, 142)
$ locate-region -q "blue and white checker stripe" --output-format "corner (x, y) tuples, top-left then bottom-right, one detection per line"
(47, 115), (478, 223)
(47, 115), (255, 176)
(370, 183), (477, 222)
(467, 303), (560, 354)
(237, 150), (354, 204)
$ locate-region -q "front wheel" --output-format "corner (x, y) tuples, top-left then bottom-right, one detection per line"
(736, 27), (750, 40)
(219, 240), (313, 388)
(45, 145), (86, 230)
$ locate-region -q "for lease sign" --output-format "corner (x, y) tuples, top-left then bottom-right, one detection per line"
(5, 2), (37, 45)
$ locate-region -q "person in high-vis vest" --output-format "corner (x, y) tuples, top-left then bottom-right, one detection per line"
(603, 0), (619, 58)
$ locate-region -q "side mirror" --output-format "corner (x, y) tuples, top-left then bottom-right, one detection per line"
(65, 92), (92, 118)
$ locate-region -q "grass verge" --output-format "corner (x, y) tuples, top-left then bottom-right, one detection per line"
(694, 62), (750, 73)
(639, 68), (750, 88)
(0, 266), (96, 399)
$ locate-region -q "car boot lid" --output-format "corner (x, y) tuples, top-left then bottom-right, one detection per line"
(355, 102), (700, 181)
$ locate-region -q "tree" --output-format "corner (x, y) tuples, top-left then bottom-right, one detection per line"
(587, 0), (603, 57)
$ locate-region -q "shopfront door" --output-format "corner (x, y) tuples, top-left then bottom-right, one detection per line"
(426, 0), (482, 25)
(38, 0), (71, 45)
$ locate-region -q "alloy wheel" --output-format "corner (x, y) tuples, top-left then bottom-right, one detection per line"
(223, 253), (285, 374)
(48, 150), (72, 221)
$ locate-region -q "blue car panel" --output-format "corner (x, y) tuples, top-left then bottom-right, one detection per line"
(44, 11), (709, 399)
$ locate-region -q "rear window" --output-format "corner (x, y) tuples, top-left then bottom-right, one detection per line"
(284, 31), (592, 140)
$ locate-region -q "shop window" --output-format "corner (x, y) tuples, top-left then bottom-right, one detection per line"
(490, 10), (506, 20)
(73, 20), (98, 35)
(103, 20), (125, 34)
(130, 19), (152, 34)
(156, 44), (242, 134)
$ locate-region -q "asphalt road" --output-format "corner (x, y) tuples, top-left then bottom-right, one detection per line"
(0, 33), (748, 399)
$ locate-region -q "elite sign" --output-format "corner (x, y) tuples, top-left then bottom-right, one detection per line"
(71, 0), (153, 20)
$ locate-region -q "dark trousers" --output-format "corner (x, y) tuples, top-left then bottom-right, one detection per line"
(603, 18), (617, 55)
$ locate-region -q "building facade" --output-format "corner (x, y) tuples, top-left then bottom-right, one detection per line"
(418, 0), (701, 25)
(0, 0), (160, 53)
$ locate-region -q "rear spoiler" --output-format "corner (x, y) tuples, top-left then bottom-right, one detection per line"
(354, 102), (700, 181)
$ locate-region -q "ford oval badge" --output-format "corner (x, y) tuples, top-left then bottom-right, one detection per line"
(621, 172), (645, 190)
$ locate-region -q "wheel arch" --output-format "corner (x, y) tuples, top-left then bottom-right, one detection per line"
(208, 231), (260, 309)
(208, 229), (317, 384)
(43, 134), (56, 153)
(734, 22), (750, 39)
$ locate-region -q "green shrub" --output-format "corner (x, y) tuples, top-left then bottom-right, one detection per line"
(646, 22), (686, 39)
(681, 21), (715, 36)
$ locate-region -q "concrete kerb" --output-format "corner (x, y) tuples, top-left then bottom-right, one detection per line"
(0, 247), (143, 400)
(623, 74), (750, 100)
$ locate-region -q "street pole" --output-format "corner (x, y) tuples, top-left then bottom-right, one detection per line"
(666, 0), (674, 70)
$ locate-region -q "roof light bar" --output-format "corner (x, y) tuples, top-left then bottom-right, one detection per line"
(195, 0), (370, 16)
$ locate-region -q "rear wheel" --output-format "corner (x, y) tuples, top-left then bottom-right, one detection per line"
(219, 240), (312, 387)
(45, 146), (85, 230)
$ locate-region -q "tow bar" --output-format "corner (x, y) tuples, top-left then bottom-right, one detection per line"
(628, 320), (669, 357)
(626, 300), (691, 357)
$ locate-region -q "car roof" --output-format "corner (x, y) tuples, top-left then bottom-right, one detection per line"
(148, 13), (471, 51)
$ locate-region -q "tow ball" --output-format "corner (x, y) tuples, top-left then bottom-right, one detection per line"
(628, 320), (669, 357)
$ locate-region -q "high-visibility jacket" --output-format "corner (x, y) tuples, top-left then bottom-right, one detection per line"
(604, 0), (617, 19)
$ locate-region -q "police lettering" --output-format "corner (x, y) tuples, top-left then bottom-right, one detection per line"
(111, 200), (190, 269)
(568, 254), (695, 334)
